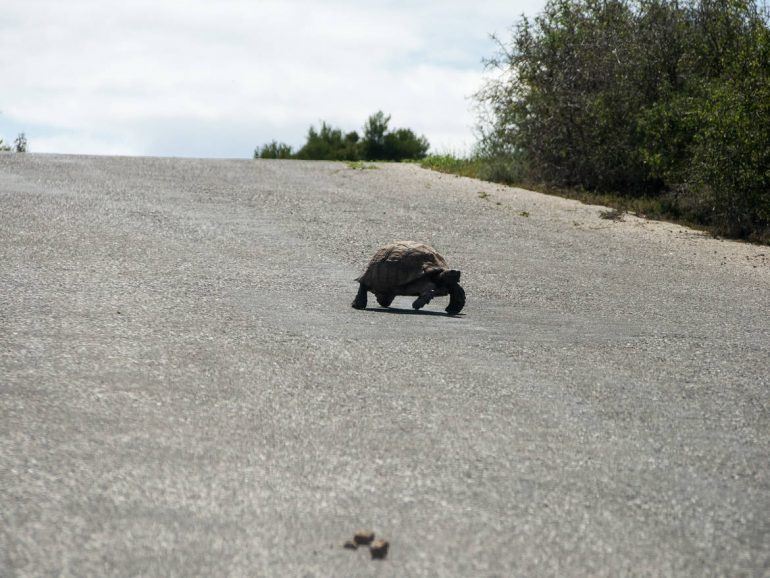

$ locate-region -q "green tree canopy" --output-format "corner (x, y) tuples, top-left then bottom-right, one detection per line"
(255, 112), (430, 163)
(476, 0), (770, 240)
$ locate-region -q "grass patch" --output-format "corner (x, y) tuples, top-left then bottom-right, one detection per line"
(420, 154), (765, 242)
(346, 161), (379, 170)
(420, 155), (485, 180)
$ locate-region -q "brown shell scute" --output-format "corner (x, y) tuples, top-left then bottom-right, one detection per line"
(358, 241), (449, 293)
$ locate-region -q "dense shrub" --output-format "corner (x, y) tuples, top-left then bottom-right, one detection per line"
(361, 112), (429, 161)
(293, 122), (361, 160)
(255, 140), (293, 159)
(383, 128), (430, 161)
(255, 112), (429, 163)
(477, 0), (770, 241)
(688, 76), (770, 238)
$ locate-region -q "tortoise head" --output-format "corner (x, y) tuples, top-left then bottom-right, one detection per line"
(437, 269), (461, 284)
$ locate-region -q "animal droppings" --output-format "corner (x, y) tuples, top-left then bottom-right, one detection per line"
(353, 530), (375, 545)
(370, 539), (389, 559)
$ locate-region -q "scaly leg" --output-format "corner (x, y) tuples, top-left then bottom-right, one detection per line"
(412, 288), (437, 310)
(376, 293), (395, 308)
(445, 284), (466, 315)
(351, 282), (368, 309)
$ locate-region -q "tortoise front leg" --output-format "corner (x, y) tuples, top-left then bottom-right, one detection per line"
(351, 282), (368, 309)
(446, 283), (465, 315)
(412, 288), (437, 310)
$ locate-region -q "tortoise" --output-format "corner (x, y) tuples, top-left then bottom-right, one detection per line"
(351, 241), (465, 315)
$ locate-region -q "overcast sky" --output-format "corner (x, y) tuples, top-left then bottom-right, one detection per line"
(1, 0), (545, 158)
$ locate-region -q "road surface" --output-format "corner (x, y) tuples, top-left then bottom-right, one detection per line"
(1, 154), (768, 576)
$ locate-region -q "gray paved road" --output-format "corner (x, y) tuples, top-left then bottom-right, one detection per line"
(1, 154), (768, 576)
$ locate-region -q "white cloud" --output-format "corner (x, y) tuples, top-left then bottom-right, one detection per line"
(0, 0), (545, 158)
(30, 133), (140, 157)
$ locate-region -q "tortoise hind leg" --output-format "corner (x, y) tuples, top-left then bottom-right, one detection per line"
(376, 293), (395, 308)
(445, 284), (465, 315)
(351, 282), (368, 309)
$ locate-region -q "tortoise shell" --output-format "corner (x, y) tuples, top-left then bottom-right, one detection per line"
(357, 241), (450, 293)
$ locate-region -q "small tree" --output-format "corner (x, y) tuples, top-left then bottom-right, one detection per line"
(361, 111), (390, 160)
(14, 133), (27, 153)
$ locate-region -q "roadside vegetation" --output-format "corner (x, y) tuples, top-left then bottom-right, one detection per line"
(425, 0), (770, 244)
(255, 111), (429, 162)
(0, 132), (27, 153)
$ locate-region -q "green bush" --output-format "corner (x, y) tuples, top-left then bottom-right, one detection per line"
(476, 0), (770, 241)
(361, 112), (429, 161)
(255, 140), (293, 159)
(255, 112), (430, 163)
(688, 77), (770, 240)
(293, 122), (361, 161)
(383, 128), (429, 161)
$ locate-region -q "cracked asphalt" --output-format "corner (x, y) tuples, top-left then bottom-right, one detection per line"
(1, 153), (768, 576)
